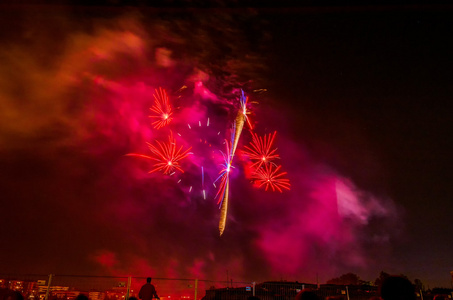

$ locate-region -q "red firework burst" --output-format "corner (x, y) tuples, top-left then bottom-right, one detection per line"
(252, 164), (290, 192)
(242, 131), (279, 170)
(149, 87), (173, 129)
(128, 133), (192, 174)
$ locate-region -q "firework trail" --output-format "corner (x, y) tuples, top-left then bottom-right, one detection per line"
(214, 141), (234, 205)
(240, 89), (253, 130)
(202, 166), (206, 199)
(215, 90), (250, 236)
(251, 163), (290, 192)
(218, 180), (229, 236)
(214, 140), (234, 236)
(127, 132), (192, 174)
(242, 131), (279, 170)
(231, 90), (249, 156)
(130, 85), (287, 235)
(149, 87), (173, 129)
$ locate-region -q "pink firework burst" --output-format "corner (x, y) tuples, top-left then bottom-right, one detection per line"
(149, 87), (173, 129)
(128, 133), (192, 174)
(242, 131), (279, 170)
(252, 164), (290, 192)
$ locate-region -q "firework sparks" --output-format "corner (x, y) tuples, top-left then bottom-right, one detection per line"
(127, 132), (192, 174)
(231, 91), (248, 156)
(149, 87), (173, 129)
(214, 140), (235, 236)
(243, 131), (280, 170)
(214, 141), (233, 206)
(202, 166), (206, 199)
(131, 85), (287, 236)
(239, 89), (253, 130)
(252, 164), (290, 192)
(215, 91), (252, 236)
(201, 166), (204, 187)
(218, 180), (229, 236)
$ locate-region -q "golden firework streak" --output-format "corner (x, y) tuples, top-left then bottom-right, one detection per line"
(219, 111), (246, 236)
(218, 180), (229, 236)
(232, 112), (246, 156)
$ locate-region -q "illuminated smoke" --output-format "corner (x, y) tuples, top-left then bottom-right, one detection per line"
(0, 8), (401, 283)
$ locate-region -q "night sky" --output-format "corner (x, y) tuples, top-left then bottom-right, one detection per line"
(0, 2), (452, 290)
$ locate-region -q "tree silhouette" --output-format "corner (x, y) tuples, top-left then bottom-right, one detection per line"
(375, 271), (391, 287)
(327, 273), (361, 285)
(414, 279), (424, 292)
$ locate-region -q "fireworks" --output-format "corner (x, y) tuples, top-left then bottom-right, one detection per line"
(214, 141), (234, 236)
(251, 163), (291, 192)
(127, 132), (192, 175)
(201, 166), (206, 199)
(243, 131), (290, 193)
(216, 120), (242, 235)
(242, 131), (279, 170)
(129, 85), (289, 236)
(218, 180), (229, 236)
(214, 141), (233, 206)
(149, 87), (173, 129)
(231, 91), (247, 156)
(239, 89), (253, 130)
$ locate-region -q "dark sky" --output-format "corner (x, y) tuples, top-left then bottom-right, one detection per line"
(0, 2), (452, 290)
(266, 4), (453, 286)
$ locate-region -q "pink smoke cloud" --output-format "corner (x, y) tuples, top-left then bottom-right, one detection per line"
(0, 10), (401, 284)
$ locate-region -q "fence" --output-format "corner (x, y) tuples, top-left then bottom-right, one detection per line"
(0, 274), (252, 300)
(2, 274), (446, 300)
